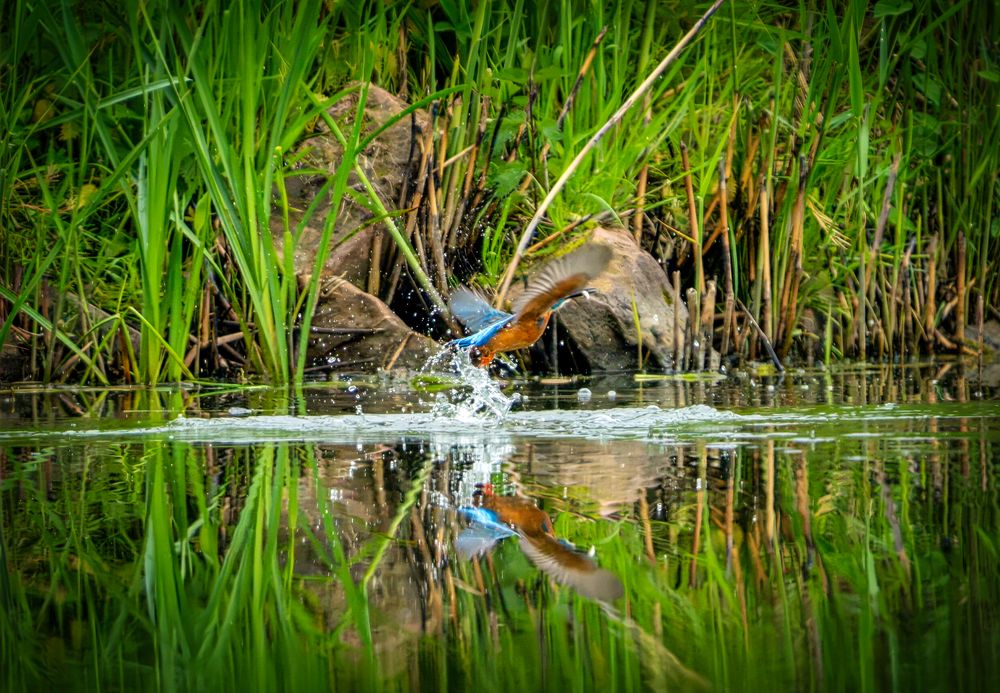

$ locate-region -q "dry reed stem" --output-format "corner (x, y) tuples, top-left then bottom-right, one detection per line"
(427, 128), (449, 295)
(899, 236), (916, 355)
(718, 155), (735, 359)
(956, 231), (966, 347)
(680, 141), (704, 298)
(519, 27), (609, 198)
(495, 0), (728, 307)
(686, 287), (700, 371)
(759, 183), (773, 344)
(699, 280), (716, 370)
(446, 98), (490, 252)
(924, 234), (937, 344)
(736, 297), (783, 372)
(673, 270), (682, 370)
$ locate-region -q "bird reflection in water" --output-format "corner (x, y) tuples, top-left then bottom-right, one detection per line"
(448, 244), (612, 367)
(456, 484), (624, 603)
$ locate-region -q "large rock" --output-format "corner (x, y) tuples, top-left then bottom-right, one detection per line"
(307, 277), (437, 371)
(557, 227), (687, 370)
(275, 85), (435, 371)
(275, 85), (430, 289)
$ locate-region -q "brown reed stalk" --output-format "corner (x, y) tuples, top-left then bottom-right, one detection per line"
(923, 234), (938, 345)
(495, 0), (728, 307)
(519, 27), (609, 198)
(680, 141), (704, 296)
(778, 160), (807, 357)
(525, 212), (599, 254)
(504, 84), (536, 164)
(736, 297), (783, 372)
(687, 286), (700, 371)
(956, 231), (966, 348)
(446, 98), (490, 252)
(899, 237), (916, 356)
(673, 270), (682, 370)
(633, 129), (650, 243)
(427, 123), (449, 295)
(758, 183), (773, 344)
(718, 156), (735, 359)
(699, 280), (716, 370)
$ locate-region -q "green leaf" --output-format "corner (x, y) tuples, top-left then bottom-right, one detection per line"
(873, 1), (912, 18)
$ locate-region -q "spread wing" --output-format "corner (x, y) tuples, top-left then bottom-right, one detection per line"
(518, 533), (625, 602)
(511, 244), (612, 321)
(450, 286), (513, 333)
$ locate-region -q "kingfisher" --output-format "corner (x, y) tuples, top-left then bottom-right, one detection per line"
(456, 484), (624, 602)
(448, 244), (612, 367)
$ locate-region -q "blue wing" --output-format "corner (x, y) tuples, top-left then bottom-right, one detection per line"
(448, 317), (514, 349)
(450, 287), (512, 333)
(455, 506), (517, 559)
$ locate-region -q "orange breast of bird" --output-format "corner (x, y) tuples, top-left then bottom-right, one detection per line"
(481, 494), (555, 537)
(472, 315), (551, 366)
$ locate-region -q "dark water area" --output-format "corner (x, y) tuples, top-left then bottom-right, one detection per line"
(1, 360), (998, 691)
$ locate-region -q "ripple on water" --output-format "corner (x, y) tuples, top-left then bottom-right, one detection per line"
(25, 403), (740, 446)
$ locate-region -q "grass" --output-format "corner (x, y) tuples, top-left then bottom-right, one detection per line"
(1, 0), (998, 383)
(1, 374), (998, 690)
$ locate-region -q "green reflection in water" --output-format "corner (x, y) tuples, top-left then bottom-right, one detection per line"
(1, 376), (999, 691)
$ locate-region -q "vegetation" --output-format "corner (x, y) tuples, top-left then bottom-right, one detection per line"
(1, 0), (997, 383)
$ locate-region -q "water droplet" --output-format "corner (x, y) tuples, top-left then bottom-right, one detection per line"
(606, 390), (617, 400)
(577, 387), (592, 402)
(347, 385), (357, 393)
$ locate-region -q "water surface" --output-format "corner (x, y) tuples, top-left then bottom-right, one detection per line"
(1, 362), (998, 691)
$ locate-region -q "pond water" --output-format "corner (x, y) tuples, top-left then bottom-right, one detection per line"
(1, 360), (998, 691)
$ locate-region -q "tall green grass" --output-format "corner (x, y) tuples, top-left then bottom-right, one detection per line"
(1, 0), (997, 383)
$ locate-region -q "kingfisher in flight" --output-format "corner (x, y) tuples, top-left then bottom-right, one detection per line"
(456, 484), (624, 603)
(448, 244), (612, 367)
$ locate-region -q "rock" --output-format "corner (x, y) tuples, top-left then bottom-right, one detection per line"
(556, 227), (688, 371)
(274, 85), (430, 290)
(971, 319), (1000, 354)
(273, 85), (435, 371)
(307, 277), (437, 371)
(0, 344), (27, 383)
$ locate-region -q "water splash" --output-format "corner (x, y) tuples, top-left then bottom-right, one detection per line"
(422, 347), (514, 425)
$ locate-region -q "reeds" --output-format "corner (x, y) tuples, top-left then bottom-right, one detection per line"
(0, 0), (997, 383)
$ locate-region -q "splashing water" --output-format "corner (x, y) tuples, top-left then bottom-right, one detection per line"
(422, 347), (515, 424)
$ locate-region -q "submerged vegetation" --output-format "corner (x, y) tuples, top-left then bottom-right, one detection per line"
(2, 0), (998, 383)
